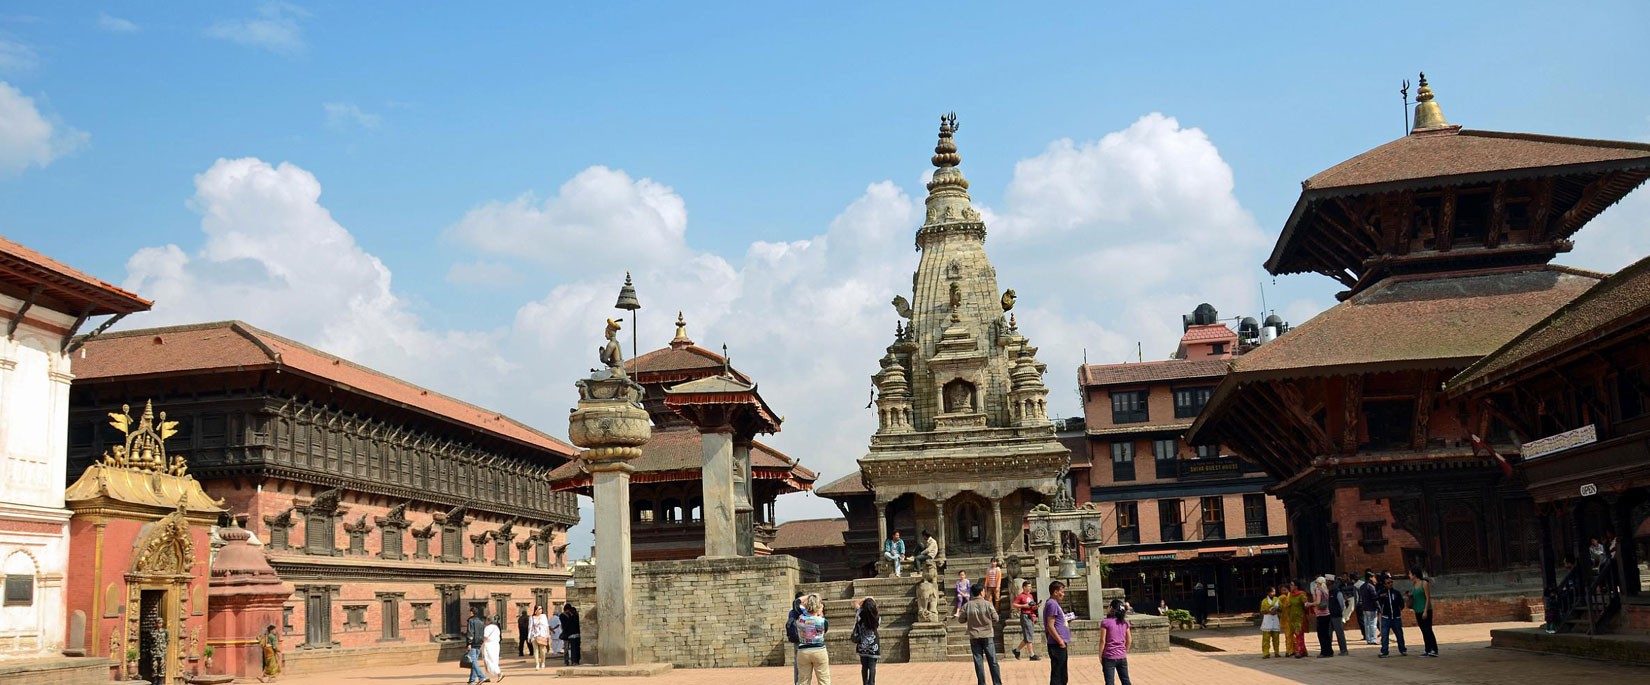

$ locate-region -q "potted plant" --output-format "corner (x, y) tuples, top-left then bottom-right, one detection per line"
(1164, 608), (1195, 630)
(203, 645), (214, 670)
(125, 646), (139, 676)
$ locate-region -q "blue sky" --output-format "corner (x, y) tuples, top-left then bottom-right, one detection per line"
(3, 2), (1648, 553)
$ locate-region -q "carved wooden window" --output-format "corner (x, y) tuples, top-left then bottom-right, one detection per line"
(282, 605), (294, 635)
(1201, 496), (1225, 540)
(1243, 494), (1268, 537)
(3, 574), (33, 606)
(1116, 502), (1139, 545)
(534, 535), (550, 568)
(410, 602), (431, 628)
(377, 593), (402, 640)
(438, 585), (465, 638)
(1110, 442), (1135, 482)
(297, 585), (337, 647)
(342, 604), (368, 632)
(1173, 387), (1212, 418)
(1152, 439), (1178, 478)
(1111, 390), (1148, 424)
(304, 513), (336, 555)
(440, 523), (464, 562)
(381, 525), (404, 560)
(1158, 499), (1183, 542)
(1361, 400), (1415, 451)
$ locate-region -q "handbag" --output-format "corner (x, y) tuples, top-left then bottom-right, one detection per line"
(459, 651), (473, 669)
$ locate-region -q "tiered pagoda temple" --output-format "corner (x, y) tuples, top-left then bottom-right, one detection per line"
(1188, 76), (1650, 610)
(548, 314), (816, 561)
(823, 114), (1069, 575)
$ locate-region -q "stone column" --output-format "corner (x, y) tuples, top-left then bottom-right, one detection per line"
(1034, 545), (1052, 610)
(991, 498), (1004, 559)
(569, 367), (651, 667)
(875, 500), (889, 551)
(699, 427), (738, 558)
(733, 439), (754, 556)
(934, 497), (948, 562)
(1082, 542), (1105, 621)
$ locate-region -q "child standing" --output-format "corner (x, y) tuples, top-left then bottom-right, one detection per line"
(953, 571), (970, 619)
(1259, 586), (1282, 658)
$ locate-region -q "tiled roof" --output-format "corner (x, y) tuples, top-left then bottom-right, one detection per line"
(769, 518), (849, 550)
(545, 427), (816, 486)
(1179, 324), (1237, 345)
(1226, 267), (1599, 379)
(815, 469), (870, 498)
(1079, 359), (1230, 388)
(1058, 434), (1091, 467)
(1447, 254), (1650, 395)
(625, 344), (751, 383)
(0, 235), (152, 316)
(1303, 129), (1650, 193)
(73, 321), (574, 456)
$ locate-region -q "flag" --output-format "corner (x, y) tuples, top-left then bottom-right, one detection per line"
(1468, 433), (1514, 478)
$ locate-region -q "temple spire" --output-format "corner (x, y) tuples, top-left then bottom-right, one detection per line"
(670, 311), (693, 349)
(925, 112), (970, 194)
(1411, 72), (1451, 132)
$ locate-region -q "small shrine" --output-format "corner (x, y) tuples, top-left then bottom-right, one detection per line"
(63, 401), (224, 684)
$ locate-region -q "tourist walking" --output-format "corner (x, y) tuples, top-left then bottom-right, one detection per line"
(1376, 573), (1407, 658)
(517, 607), (531, 657)
(1409, 567), (1438, 657)
(964, 585), (1002, 685)
(985, 559), (1004, 606)
(1258, 585), (1282, 658)
(852, 597), (881, 685)
(549, 604), (563, 656)
(465, 607), (488, 684)
(1358, 570), (1380, 645)
(1281, 579), (1307, 658)
(1099, 599), (1132, 685)
(883, 531), (905, 577)
(795, 594), (832, 685)
(1044, 580), (1073, 685)
(1326, 575), (1349, 656)
(258, 624), (281, 683)
(481, 617), (505, 682)
(1310, 576), (1333, 657)
(953, 571), (971, 619)
(788, 591), (805, 683)
(529, 606), (551, 670)
(560, 603), (581, 666)
(1011, 580), (1040, 661)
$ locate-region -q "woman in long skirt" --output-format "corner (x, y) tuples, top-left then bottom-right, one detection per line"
(482, 618), (504, 681)
(259, 624), (282, 682)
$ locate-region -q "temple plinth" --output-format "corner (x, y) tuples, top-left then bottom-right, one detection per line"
(205, 517), (291, 681)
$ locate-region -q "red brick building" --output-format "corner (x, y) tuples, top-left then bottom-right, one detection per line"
(66, 321), (580, 673)
(1077, 306), (1288, 613)
(1188, 76), (1650, 617)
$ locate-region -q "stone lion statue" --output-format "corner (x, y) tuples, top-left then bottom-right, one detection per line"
(915, 565), (941, 623)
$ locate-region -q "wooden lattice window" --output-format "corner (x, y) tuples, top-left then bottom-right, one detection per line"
(1116, 502), (1139, 545)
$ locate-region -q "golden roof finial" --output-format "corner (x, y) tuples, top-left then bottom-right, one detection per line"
(1412, 72), (1450, 132)
(670, 311), (694, 348)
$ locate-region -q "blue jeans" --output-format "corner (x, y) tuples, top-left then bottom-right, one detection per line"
(1362, 610), (1380, 643)
(1102, 657), (1131, 685)
(1380, 616), (1406, 656)
(884, 551), (901, 576)
(467, 646), (486, 682)
(970, 637), (1001, 685)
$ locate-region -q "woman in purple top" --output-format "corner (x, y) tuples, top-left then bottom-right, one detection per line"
(1099, 599), (1132, 685)
(953, 571), (970, 619)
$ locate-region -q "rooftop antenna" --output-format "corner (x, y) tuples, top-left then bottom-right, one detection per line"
(1400, 78), (1412, 135)
(1137, 341), (1143, 362)
(1259, 278), (1270, 319)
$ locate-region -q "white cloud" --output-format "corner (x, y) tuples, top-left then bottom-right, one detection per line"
(0, 38), (36, 71)
(446, 260), (523, 288)
(125, 112), (1275, 556)
(323, 102), (381, 130)
(0, 81), (88, 175)
(97, 13), (140, 33)
(206, 2), (308, 55)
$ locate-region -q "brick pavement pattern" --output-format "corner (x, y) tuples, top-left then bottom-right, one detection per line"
(273, 622), (1646, 684)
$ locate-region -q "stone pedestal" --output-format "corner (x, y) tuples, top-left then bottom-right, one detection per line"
(733, 441), (754, 556)
(906, 622), (948, 662)
(570, 368), (652, 668)
(1082, 543), (1105, 621)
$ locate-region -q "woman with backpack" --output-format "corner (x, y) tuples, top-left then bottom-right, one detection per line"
(852, 596), (881, 685)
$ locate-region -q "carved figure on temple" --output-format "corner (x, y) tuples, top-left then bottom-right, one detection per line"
(943, 379), (975, 414)
(915, 564), (942, 623)
(891, 295), (912, 319)
(1000, 288), (1016, 312)
(948, 282), (963, 310)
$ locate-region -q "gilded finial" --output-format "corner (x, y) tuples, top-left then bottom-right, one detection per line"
(1411, 71), (1451, 132)
(931, 112), (961, 169)
(1009, 312), (1018, 331)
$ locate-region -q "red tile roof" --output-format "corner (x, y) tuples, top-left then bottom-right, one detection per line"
(625, 344), (751, 384)
(1079, 358), (1230, 388)
(770, 518), (849, 550)
(1302, 129), (1650, 193)
(1447, 254), (1650, 395)
(0, 235), (152, 316)
(545, 426), (816, 489)
(73, 321), (574, 456)
(1179, 324), (1237, 345)
(815, 469), (870, 498)
(1224, 267), (1599, 380)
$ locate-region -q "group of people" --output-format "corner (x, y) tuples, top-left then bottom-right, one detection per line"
(788, 564), (1136, 685)
(1258, 568), (1438, 660)
(464, 603), (582, 684)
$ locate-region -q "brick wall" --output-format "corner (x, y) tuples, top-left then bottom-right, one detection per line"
(1329, 486), (1419, 573)
(1431, 595), (1540, 625)
(569, 555), (813, 668)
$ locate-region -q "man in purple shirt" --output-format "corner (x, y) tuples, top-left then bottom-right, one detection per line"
(1044, 581), (1072, 685)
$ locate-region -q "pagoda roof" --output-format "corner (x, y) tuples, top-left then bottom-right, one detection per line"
(625, 343), (751, 384)
(1447, 253), (1650, 396)
(0, 235), (152, 317)
(815, 469), (870, 499)
(546, 427), (816, 490)
(1079, 358), (1230, 388)
(73, 321), (576, 457)
(1268, 127), (1650, 281)
(770, 518), (849, 550)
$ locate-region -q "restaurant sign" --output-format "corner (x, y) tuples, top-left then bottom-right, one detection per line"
(1520, 424), (1597, 461)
